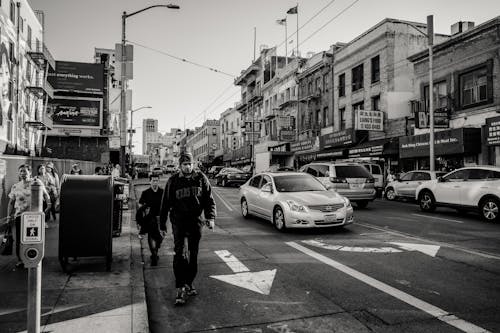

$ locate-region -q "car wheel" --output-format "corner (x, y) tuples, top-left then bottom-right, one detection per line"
(356, 200), (369, 208)
(419, 191), (436, 212)
(273, 207), (287, 232)
(480, 197), (499, 222)
(241, 198), (250, 218)
(222, 179), (227, 187)
(385, 188), (396, 201)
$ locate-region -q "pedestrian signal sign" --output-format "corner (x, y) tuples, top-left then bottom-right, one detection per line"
(21, 212), (43, 244)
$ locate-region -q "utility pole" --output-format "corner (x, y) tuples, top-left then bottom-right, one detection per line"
(428, 15), (435, 172)
(120, 12), (127, 177)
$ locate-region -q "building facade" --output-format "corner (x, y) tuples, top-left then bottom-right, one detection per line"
(186, 119), (220, 167)
(217, 107), (242, 166)
(405, 17), (500, 170)
(0, 2), (54, 156)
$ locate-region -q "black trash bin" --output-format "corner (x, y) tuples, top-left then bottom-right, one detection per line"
(59, 175), (113, 272)
(113, 179), (128, 237)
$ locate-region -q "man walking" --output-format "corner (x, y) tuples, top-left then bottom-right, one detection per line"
(138, 175), (164, 266)
(160, 152), (216, 305)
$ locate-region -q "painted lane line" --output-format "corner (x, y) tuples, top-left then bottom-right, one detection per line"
(356, 222), (500, 261)
(214, 250), (249, 273)
(412, 213), (464, 224)
(302, 240), (402, 253)
(286, 241), (491, 333)
(385, 216), (419, 222)
(213, 188), (234, 212)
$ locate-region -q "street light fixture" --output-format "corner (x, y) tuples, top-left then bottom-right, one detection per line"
(119, 4), (180, 176)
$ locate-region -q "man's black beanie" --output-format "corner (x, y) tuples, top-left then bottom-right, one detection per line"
(179, 152), (194, 164)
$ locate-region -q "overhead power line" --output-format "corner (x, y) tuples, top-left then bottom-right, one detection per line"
(127, 40), (236, 78)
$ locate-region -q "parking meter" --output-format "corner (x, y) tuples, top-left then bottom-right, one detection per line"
(20, 212), (45, 268)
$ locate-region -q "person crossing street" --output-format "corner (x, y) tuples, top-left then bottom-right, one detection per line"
(159, 152), (216, 306)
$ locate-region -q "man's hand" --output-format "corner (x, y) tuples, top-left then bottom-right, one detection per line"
(205, 219), (215, 230)
(160, 230), (168, 238)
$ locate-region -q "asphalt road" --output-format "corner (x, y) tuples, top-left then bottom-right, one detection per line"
(137, 177), (500, 333)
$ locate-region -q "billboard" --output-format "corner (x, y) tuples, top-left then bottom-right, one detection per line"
(48, 61), (104, 93)
(48, 97), (102, 128)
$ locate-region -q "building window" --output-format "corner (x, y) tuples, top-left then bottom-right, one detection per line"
(323, 74), (329, 92)
(371, 55), (380, 83)
(340, 107), (346, 130)
(352, 101), (364, 112)
(27, 25), (32, 49)
(460, 66), (489, 107)
(351, 64), (364, 91)
(372, 95), (380, 111)
(9, 41), (14, 63)
(212, 128), (216, 135)
(316, 109), (321, 127)
(323, 107), (329, 127)
(424, 81), (447, 111)
(338, 73), (345, 97)
(315, 77), (321, 92)
(286, 88), (290, 101)
(308, 82), (313, 95)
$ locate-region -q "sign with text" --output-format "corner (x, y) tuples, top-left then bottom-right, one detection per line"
(415, 110), (450, 129)
(48, 61), (104, 93)
(21, 213), (43, 244)
(290, 137), (319, 152)
(355, 110), (384, 131)
(485, 116), (500, 146)
(279, 130), (295, 142)
(48, 97), (102, 128)
(320, 128), (357, 150)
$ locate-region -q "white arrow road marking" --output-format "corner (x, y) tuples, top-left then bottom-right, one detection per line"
(286, 241), (491, 333)
(211, 250), (277, 295)
(390, 242), (441, 257)
(302, 240), (402, 253)
(0, 303), (87, 317)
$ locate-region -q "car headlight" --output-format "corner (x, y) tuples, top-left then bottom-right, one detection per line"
(286, 200), (308, 212)
(343, 197), (351, 207)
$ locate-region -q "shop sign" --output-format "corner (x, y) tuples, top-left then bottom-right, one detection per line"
(291, 137), (319, 152)
(415, 110), (450, 129)
(48, 97), (102, 128)
(109, 137), (120, 149)
(48, 61), (104, 94)
(349, 145), (384, 157)
(317, 150), (345, 159)
(399, 128), (477, 158)
(485, 116), (500, 146)
(320, 129), (357, 150)
(279, 130), (296, 142)
(355, 110), (384, 131)
(269, 143), (289, 152)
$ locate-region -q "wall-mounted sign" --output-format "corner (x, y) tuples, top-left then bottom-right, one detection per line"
(415, 110), (449, 129)
(290, 137), (319, 152)
(279, 130), (295, 142)
(355, 110), (384, 131)
(48, 97), (102, 128)
(485, 116), (500, 146)
(320, 128), (358, 150)
(48, 61), (104, 93)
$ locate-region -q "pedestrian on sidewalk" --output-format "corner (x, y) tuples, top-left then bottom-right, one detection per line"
(45, 162), (60, 221)
(70, 163), (83, 175)
(160, 152), (216, 306)
(35, 164), (57, 225)
(7, 164), (51, 269)
(111, 164), (121, 179)
(137, 174), (164, 266)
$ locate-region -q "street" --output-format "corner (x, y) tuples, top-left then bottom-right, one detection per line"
(136, 176), (500, 333)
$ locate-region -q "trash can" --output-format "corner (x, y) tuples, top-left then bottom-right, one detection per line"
(113, 180), (127, 237)
(59, 175), (113, 272)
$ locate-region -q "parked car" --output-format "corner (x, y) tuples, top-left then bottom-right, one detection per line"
(299, 162), (376, 208)
(150, 167), (163, 177)
(360, 162), (384, 195)
(239, 172), (353, 231)
(215, 167), (252, 187)
(208, 166), (224, 179)
(415, 166), (500, 222)
(385, 170), (446, 201)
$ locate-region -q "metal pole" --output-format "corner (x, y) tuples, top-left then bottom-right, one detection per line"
(129, 109), (133, 169)
(296, 3), (299, 58)
(427, 15), (435, 172)
(27, 179), (43, 333)
(120, 12), (127, 177)
(285, 20), (288, 66)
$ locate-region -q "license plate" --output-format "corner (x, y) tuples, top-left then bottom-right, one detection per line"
(325, 214), (336, 222)
(350, 184), (362, 189)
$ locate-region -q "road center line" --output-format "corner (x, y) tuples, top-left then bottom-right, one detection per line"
(213, 188), (234, 212)
(286, 241), (491, 333)
(356, 222), (500, 260)
(412, 214), (464, 224)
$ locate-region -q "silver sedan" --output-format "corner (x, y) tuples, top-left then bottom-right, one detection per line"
(239, 172), (354, 231)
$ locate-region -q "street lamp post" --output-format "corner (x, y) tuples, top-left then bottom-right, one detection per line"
(128, 106), (151, 168)
(120, 4), (179, 176)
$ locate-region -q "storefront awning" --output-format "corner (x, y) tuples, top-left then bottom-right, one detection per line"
(399, 128), (481, 159)
(348, 138), (399, 158)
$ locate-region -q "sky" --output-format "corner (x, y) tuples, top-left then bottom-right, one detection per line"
(27, 0), (500, 153)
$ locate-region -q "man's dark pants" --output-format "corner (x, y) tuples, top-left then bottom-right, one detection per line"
(172, 220), (202, 289)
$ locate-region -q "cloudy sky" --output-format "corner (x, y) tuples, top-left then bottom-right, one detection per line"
(28, 0), (500, 153)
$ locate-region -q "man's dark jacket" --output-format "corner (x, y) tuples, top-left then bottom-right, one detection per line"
(159, 171), (216, 230)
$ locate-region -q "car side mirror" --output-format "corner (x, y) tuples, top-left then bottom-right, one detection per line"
(437, 176), (444, 182)
(261, 185), (273, 193)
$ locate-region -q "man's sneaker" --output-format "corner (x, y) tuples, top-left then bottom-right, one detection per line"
(174, 287), (187, 305)
(185, 284), (198, 296)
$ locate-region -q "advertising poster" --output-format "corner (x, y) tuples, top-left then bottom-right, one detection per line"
(48, 61), (104, 93)
(48, 97), (102, 128)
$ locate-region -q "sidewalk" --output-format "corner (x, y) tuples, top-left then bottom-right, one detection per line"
(0, 189), (148, 332)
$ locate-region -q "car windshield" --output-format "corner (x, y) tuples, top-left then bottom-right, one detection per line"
(273, 174), (326, 192)
(335, 165), (372, 178)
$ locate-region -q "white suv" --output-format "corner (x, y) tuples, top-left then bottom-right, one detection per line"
(415, 166), (500, 222)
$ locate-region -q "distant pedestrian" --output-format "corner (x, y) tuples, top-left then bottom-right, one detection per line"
(70, 163), (82, 175)
(36, 164), (57, 225)
(386, 170), (396, 183)
(7, 165), (51, 268)
(45, 162), (60, 221)
(137, 175), (164, 266)
(160, 152), (216, 306)
(111, 164), (121, 179)
(94, 166), (103, 175)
